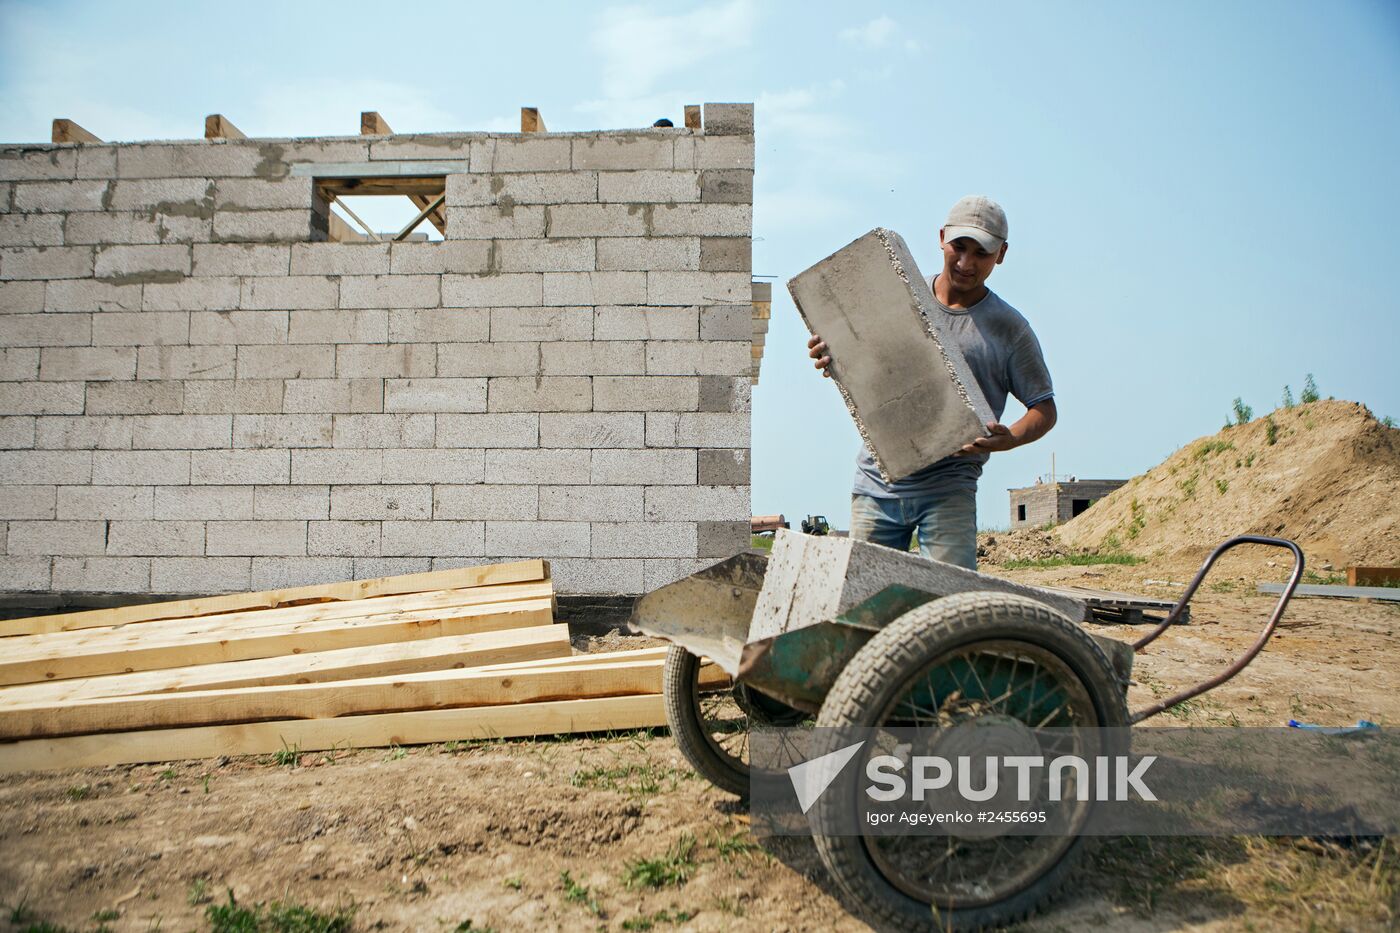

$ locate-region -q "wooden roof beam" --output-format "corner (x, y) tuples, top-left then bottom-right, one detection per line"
(204, 114), (246, 140)
(521, 107), (546, 132)
(51, 119), (100, 144)
(361, 111), (393, 136)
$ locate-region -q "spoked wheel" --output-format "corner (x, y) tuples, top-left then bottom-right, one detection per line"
(663, 645), (806, 797)
(812, 593), (1129, 933)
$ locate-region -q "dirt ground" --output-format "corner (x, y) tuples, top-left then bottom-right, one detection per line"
(2, 555), (1397, 932)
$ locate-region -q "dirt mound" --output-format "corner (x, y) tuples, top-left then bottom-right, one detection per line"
(977, 528), (1070, 565)
(1056, 400), (1400, 567)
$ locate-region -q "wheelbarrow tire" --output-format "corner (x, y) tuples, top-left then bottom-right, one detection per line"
(663, 646), (749, 798)
(811, 591), (1128, 933)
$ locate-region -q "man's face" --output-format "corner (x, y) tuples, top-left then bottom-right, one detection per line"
(939, 229), (1007, 292)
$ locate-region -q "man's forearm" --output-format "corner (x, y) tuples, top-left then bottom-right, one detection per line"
(1009, 400), (1057, 448)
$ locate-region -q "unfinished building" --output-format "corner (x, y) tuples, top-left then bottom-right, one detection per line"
(0, 104), (759, 599)
(1008, 478), (1127, 529)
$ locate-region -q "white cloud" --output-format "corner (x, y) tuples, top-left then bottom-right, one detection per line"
(840, 15), (898, 48)
(591, 0), (756, 99)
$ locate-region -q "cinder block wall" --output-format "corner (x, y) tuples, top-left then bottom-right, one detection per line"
(0, 103), (754, 597)
(1009, 479), (1127, 529)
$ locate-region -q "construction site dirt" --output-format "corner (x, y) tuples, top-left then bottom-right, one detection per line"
(3, 557), (1395, 933)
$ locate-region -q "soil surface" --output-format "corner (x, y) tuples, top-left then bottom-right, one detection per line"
(2, 553), (1396, 932)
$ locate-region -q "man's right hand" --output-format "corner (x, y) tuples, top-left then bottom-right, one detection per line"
(807, 334), (832, 378)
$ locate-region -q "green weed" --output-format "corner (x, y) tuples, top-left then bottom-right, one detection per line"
(273, 739), (302, 768)
(624, 834), (697, 889)
(559, 870), (602, 917)
(1383, 415), (1396, 429)
(385, 744), (408, 761)
(570, 761), (689, 796)
(1126, 498), (1147, 540)
(188, 878), (212, 907)
(205, 891), (353, 933)
(1001, 552), (1144, 570)
(712, 831), (760, 862)
(1230, 398), (1253, 426)
(622, 908), (695, 930)
(1245, 452), (1256, 467)
(1215, 478), (1229, 495)
(1300, 373), (1319, 404)
(749, 534), (775, 551)
(65, 784), (91, 801)
(1281, 384), (1294, 409)
(1265, 416), (1278, 445)
(159, 768), (176, 782)
(1193, 439), (1235, 460)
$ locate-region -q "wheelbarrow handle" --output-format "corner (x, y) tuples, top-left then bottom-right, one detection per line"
(1129, 534), (1304, 724)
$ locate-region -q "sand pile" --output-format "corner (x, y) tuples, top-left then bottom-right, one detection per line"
(1056, 400), (1400, 567)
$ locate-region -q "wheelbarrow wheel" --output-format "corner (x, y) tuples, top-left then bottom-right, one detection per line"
(811, 592), (1128, 933)
(663, 646), (751, 797)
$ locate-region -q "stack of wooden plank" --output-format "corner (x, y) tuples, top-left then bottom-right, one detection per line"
(0, 560), (669, 774)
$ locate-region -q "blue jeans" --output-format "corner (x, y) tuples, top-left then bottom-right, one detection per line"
(849, 490), (978, 569)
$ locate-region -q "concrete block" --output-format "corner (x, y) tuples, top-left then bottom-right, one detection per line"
(215, 178), (314, 211)
(643, 412), (678, 446)
(190, 449), (290, 485)
(592, 448), (696, 485)
(56, 485), (152, 520)
(283, 378), (383, 414)
(0, 213), (63, 246)
(0, 147), (77, 181)
(107, 177), (214, 213)
(136, 345), (237, 380)
(85, 380), (183, 415)
(251, 557), (354, 590)
(699, 236), (751, 272)
(644, 558), (718, 591)
(1, 246), (95, 280)
(545, 204), (646, 238)
(592, 522), (697, 558)
(6, 520), (105, 555)
(382, 448), (485, 484)
(12, 179), (108, 212)
(384, 377), (487, 413)
(434, 484), (538, 521)
(232, 414), (333, 448)
(436, 413), (539, 448)
(281, 139), (373, 162)
(645, 340), (750, 376)
(488, 306), (592, 342)
(291, 449), (384, 485)
(702, 103), (754, 135)
(44, 279), (141, 312)
(698, 374), (748, 412)
(596, 237), (700, 272)
(483, 448), (591, 485)
(152, 557), (251, 593)
(473, 137), (571, 172)
(367, 135), (470, 161)
(389, 241), (491, 275)
(240, 275), (339, 310)
(0, 280), (46, 313)
(185, 379), (285, 414)
(64, 211), (210, 246)
(699, 303), (752, 340)
(74, 145), (116, 179)
(106, 520), (206, 556)
(381, 521), (484, 557)
(644, 484), (750, 521)
(94, 244), (191, 281)
(0, 555), (52, 590)
(539, 412), (644, 448)
(331, 413), (435, 448)
(290, 242), (391, 276)
(189, 309), (288, 346)
(547, 557), (642, 595)
(539, 341), (644, 376)
(675, 412), (750, 447)
(0, 312), (92, 346)
(339, 274), (440, 309)
(538, 485), (642, 522)
(495, 238), (596, 273)
(597, 171), (700, 203)
(593, 306), (698, 341)
(336, 344), (436, 378)
(115, 142), (267, 178)
(787, 228), (994, 481)
(39, 347), (137, 381)
(91, 310), (190, 346)
(543, 271), (647, 306)
(237, 344), (335, 379)
(447, 172), (598, 206)
(694, 136), (755, 169)
(52, 557), (150, 592)
(647, 271), (752, 304)
(485, 520), (591, 558)
(289, 308), (388, 344)
(132, 414), (234, 449)
(698, 520), (751, 558)
(192, 243), (290, 276)
(699, 448), (750, 485)
(0, 413), (37, 448)
(154, 485), (255, 520)
(433, 341), (542, 379)
(572, 136), (674, 171)
(207, 520), (307, 556)
(308, 520), (380, 557)
(92, 450), (189, 485)
(354, 556), (432, 578)
(593, 376), (699, 412)
(487, 376), (591, 412)
(213, 209), (318, 243)
(389, 308), (489, 343)
(649, 204), (751, 237)
(444, 205), (545, 239)
(141, 277), (242, 311)
(254, 484), (330, 519)
(700, 169), (752, 203)
(441, 273), (543, 307)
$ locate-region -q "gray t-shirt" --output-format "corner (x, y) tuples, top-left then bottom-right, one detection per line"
(853, 276), (1054, 499)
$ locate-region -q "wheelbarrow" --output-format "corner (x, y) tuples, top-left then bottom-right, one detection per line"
(632, 529), (1304, 932)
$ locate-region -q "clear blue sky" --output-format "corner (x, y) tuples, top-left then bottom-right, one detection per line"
(3, 0), (1397, 530)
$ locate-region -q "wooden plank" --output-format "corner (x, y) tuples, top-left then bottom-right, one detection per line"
(0, 626), (573, 707)
(521, 107), (546, 132)
(684, 105), (701, 129)
(0, 598), (554, 686)
(0, 558), (547, 637)
(52, 119), (100, 143)
(327, 210), (367, 242)
(0, 659), (664, 739)
(1348, 567), (1400, 587)
(0, 695), (666, 774)
(361, 111), (393, 135)
(473, 647), (667, 672)
(1258, 582), (1400, 602)
(204, 114), (246, 140)
(316, 176), (453, 197)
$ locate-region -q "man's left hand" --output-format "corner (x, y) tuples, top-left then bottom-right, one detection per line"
(955, 422), (1019, 456)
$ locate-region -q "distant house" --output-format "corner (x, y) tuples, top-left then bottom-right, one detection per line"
(1008, 478), (1127, 529)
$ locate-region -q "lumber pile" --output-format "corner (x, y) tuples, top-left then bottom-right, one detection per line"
(0, 560), (673, 773)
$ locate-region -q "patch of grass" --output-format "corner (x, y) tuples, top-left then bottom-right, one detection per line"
(1178, 472), (1199, 499)
(1160, 698), (1201, 720)
(1230, 398), (1253, 426)
(570, 761), (689, 796)
(621, 908), (696, 930)
(1265, 415), (1278, 445)
(1193, 439), (1235, 460)
(501, 875), (523, 891)
(1001, 552), (1144, 570)
(1244, 451), (1256, 467)
(749, 534), (774, 551)
(158, 767), (176, 782)
(272, 739), (302, 768)
(1300, 373), (1320, 404)
(1303, 569), (1346, 586)
(1383, 415), (1396, 429)
(65, 784), (91, 801)
(1281, 384), (1295, 409)
(1209, 580), (1237, 594)
(712, 831), (760, 862)
(624, 834), (697, 890)
(385, 743), (407, 761)
(205, 891), (354, 933)
(203, 774), (212, 794)
(1126, 497), (1147, 540)
(1215, 478), (1229, 495)
(188, 878), (212, 907)
(559, 870), (602, 917)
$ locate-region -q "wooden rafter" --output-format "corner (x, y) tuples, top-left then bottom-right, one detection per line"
(521, 107), (546, 132)
(204, 114), (246, 140)
(356, 110), (447, 234)
(51, 119), (100, 144)
(684, 105), (701, 129)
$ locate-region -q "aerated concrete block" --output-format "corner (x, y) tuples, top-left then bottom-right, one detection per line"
(787, 228), (995, 482)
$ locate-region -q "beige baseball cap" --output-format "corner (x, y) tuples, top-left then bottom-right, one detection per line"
(942, 195), (1008, 252)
